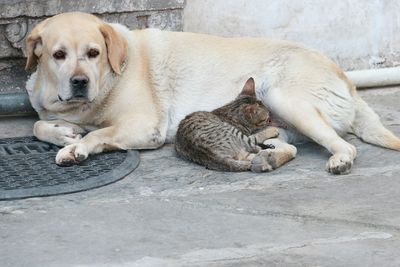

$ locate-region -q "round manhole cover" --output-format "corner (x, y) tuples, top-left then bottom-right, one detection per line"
(0, 136), (140, 200)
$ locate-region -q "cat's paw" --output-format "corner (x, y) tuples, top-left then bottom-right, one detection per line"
(264, 127), (280, 139)
(253, 127), (280, 144)
(250, 150), (274, 172)
(258, 143), (275, 150)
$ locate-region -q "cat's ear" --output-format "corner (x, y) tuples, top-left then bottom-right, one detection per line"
(239, 77), (256, 97)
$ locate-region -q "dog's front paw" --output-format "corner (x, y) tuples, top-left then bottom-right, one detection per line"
(55, 143), (88, 166)
(326, 153), (353, 175)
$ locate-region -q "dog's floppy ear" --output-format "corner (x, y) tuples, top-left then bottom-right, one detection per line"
(99, 24), (128, 75)
(239, 77), (256, 97)
(25, 20), (47, 70)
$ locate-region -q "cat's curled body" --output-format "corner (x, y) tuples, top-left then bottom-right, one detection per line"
(175, 78), (280, 172)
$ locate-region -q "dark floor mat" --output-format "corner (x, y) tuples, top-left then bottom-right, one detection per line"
(0, 136), (140, 200)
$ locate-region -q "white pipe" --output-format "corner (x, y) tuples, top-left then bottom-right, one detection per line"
(345, 67), (400, 89)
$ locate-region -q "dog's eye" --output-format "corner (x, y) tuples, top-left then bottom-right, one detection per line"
(53, 50), (66, 60)
(87, 49), (99, 58)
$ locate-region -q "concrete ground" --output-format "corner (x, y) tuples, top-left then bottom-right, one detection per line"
(1, 87), (400, 267)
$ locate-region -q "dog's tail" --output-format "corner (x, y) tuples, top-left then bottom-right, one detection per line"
(351, 95), (400, 151)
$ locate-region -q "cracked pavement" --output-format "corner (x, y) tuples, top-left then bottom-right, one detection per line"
(1, 87), (400, 267)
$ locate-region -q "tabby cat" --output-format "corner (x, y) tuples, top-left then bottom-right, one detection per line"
(175, 78), (279, 172)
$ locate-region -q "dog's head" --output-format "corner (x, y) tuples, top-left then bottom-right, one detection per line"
(25, 12), (128, 104)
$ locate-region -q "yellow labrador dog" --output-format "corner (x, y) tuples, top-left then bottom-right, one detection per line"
(25, 12), (400, 174)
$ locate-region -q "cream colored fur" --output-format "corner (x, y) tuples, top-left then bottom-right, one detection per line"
(25, 12), (400, 174)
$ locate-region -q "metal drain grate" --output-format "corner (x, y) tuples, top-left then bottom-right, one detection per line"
(0, 136), (140, 200)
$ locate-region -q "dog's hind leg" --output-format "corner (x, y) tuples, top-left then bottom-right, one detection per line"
(292, 106), (357, 174)
(260, 93), (356, 174)
(351, 96), (400, 151)
(266, 97), (356, 174)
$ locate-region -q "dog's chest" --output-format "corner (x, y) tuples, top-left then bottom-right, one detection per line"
(42, 103), (107, 129)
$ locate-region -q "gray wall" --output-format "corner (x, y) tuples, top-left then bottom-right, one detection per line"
(184, 0), (400, 70)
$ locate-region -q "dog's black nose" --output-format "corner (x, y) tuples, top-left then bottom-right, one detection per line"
(70, 75), (89, 98)
(71, 75), (89, 89)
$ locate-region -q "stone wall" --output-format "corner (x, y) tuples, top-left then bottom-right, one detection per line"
(1, 0), (185, 60)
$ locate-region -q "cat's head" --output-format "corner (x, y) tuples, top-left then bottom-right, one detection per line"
(237, 78), (271, 131)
